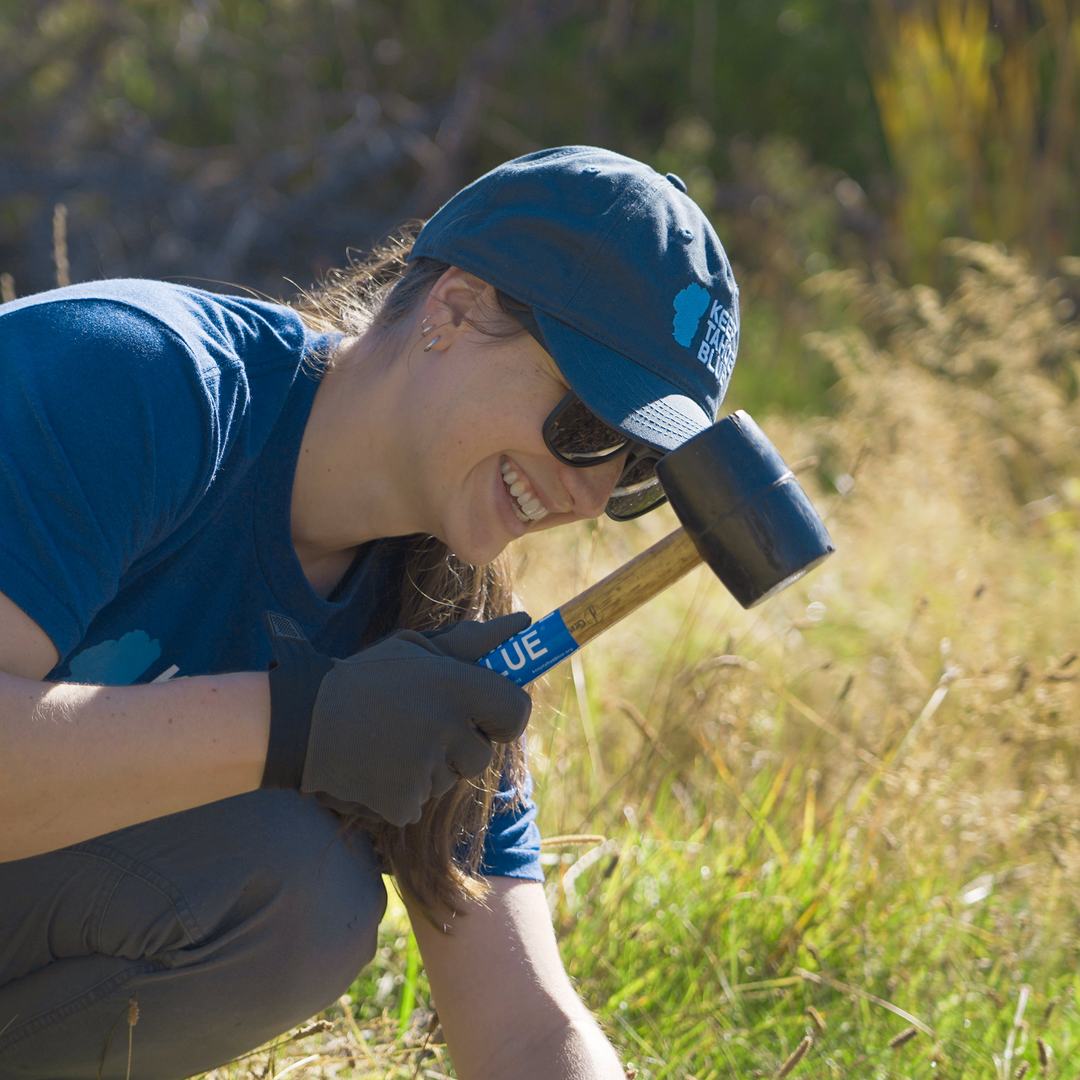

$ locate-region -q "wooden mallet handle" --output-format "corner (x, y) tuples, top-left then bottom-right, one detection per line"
(560, 528), (702, 647)
(477, 527), (703, 686)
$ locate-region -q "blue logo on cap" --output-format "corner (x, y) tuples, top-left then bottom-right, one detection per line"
(671, 283), (711, 347)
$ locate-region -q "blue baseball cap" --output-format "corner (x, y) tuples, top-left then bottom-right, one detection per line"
(410, 146), (740, 452)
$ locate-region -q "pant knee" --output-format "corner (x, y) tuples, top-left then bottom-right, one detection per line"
(0, 794), (387, 1078)
(160, 792), (386, 1014)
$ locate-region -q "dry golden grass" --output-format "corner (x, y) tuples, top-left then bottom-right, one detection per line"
(197, 241), (1080, 1078)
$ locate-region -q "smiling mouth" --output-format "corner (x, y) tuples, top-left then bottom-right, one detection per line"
(501, 459), (549, 523)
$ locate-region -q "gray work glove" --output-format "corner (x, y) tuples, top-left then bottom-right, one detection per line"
(259, 611), (532, 826)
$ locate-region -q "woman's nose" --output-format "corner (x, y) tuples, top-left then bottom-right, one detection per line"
(561, 455), (625, 519)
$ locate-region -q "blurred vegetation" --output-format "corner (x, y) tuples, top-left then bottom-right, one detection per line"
(0, 0), (884, 304)
(870, 0), (1080, 281)
(4, 1), (1079, 416)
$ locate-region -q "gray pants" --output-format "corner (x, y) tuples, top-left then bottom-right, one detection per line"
(0, 790), (386, 1079)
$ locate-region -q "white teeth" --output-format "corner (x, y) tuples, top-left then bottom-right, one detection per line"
(514, 500), (547, 522)
(501, 459), (549, 523)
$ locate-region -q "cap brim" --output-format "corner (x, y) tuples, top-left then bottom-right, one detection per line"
(533, 309), (712, 452)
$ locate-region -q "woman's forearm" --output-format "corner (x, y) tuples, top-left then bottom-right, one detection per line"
(409, 877), (627, 1080)
(511, 1012), (627, 1080)
(451, 1007), (625, 1080)
(0, 670), (270, 863)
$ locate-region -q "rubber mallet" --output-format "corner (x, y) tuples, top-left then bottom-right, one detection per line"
(478, 411), (834, 685)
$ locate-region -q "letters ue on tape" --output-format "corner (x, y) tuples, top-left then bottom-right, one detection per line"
(477, 610), (580, 687)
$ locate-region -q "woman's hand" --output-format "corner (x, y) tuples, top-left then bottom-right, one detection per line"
(262, 612), (533, 825)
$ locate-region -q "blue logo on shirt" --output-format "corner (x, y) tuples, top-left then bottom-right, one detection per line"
(68, 630), (162, 685)
(671, 283), (711, 347)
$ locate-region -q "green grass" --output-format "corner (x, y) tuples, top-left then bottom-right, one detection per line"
(549, 765), (1080, 1080)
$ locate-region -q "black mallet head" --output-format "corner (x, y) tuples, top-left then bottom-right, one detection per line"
(655, 411), (835, 608)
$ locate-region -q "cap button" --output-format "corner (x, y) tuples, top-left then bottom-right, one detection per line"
(666, 172), (688, 193)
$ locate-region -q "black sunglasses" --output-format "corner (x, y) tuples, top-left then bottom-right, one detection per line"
(543, 392), (667, 521)
(506, 302), (668, 521)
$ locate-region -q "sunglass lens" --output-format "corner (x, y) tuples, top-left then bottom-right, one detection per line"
(606, 455), (667, 521)
(543, 393), (667, 519)
(547, 396), (628, 462)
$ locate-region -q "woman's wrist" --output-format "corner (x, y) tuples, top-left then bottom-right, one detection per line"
(182, 670), (274, 793)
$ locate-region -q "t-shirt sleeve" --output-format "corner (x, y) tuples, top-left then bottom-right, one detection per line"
(0, 298), (224, 658)
(480, 767), (543, 881)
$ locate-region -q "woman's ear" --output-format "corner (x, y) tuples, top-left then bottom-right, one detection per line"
(422, 267), (494, 338)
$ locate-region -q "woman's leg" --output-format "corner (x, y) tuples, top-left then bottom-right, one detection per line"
(0, 790), (386, 1079)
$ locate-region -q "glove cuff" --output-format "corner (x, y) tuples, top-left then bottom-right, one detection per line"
(261, 612), (335, 790)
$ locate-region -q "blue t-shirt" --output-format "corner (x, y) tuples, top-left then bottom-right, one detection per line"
(0, 279), (541, 880)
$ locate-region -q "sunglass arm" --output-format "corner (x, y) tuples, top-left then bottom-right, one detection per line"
(477, 527), (703, 687)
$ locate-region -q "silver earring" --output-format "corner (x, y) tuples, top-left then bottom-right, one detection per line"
(423, 336), (440, 352)
(421, 324), (435, 336)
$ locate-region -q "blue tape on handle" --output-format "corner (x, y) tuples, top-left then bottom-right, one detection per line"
(477, 609), (580, 687)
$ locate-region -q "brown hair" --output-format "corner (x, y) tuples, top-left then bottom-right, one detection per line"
(293, 227), (531, 919)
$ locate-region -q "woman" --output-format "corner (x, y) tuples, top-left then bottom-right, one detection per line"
(0, 146), (739, 1078)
